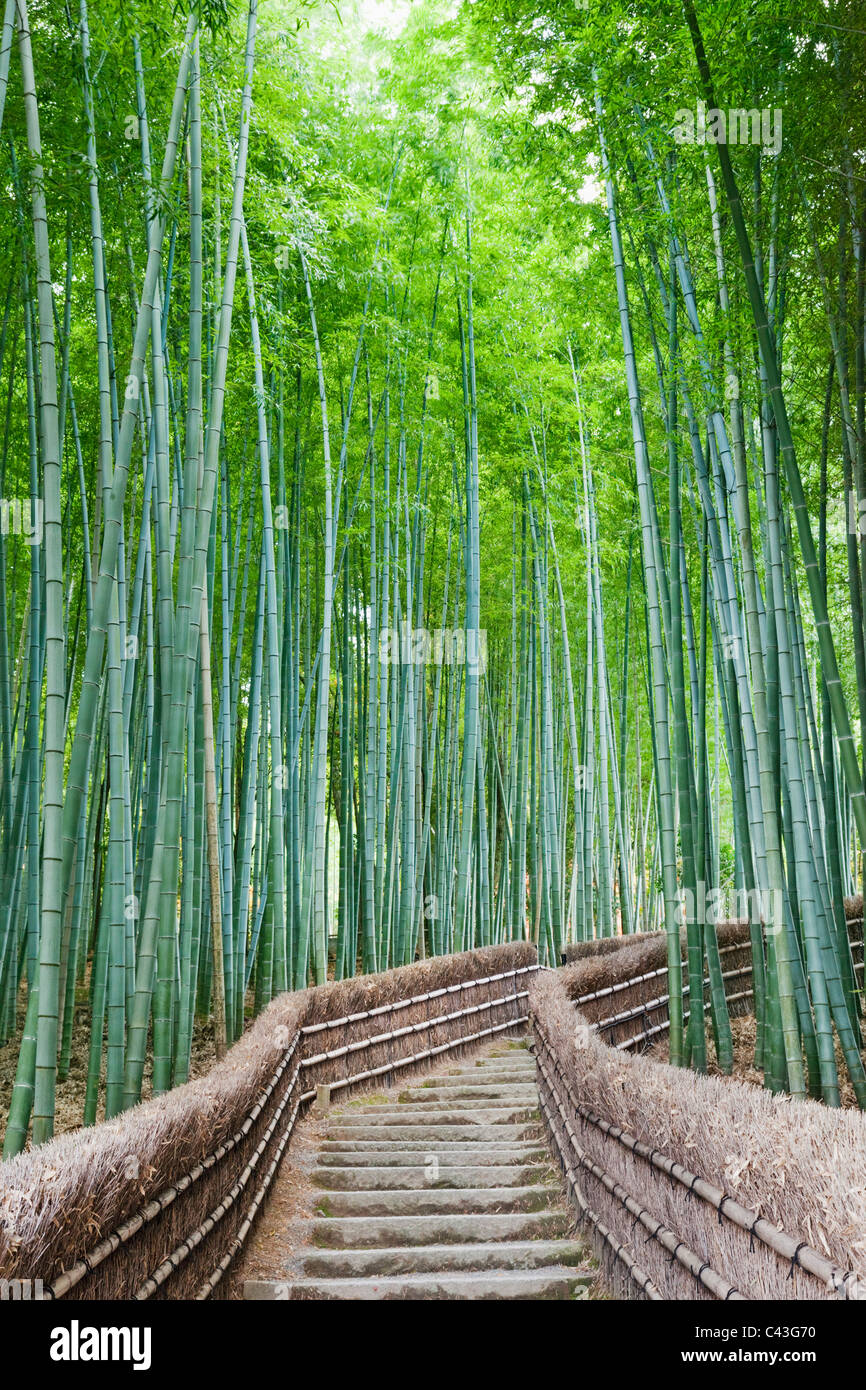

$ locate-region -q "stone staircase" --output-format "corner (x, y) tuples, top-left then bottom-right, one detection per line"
(244, 1038), (595, 1300)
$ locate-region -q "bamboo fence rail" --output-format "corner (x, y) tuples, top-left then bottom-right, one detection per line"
(530, 927), (866, 1301)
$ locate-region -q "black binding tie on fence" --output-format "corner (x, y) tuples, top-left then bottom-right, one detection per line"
(695, 1260), (709, 1285)
(686, 1173), (700, 1202)
(669, 1240), (683, 1266)
(748, 1212), (761, 1252)
(789, 1242), (807, 1281)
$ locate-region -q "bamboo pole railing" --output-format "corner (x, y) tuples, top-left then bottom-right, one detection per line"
(542, 1018), (856, 1287)
(533, 919), (866, 1301)
(533, 1019), (742, 1300)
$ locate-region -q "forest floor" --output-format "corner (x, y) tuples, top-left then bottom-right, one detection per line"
(0, 984), (218, 1149)
(648, 1013), (866, 1108)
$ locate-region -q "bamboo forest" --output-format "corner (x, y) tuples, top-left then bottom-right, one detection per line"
(2, 0), (866, 1181)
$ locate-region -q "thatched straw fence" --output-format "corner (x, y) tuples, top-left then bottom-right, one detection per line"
(0, 943), (536, 1301)
(563, 904), (864, 1053)
(568, 921), (754, 1051)
(530, 914), (866, 1302)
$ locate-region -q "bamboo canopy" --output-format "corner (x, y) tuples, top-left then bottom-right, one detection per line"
(1, 0), (866, 1154)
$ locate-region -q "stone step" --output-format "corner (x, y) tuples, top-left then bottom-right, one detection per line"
(245, 1035), (599, 1302)
(467, 1051), (534, 1061)
(417, 1073), (535, 1088)
(389, 1098), (538, 1114)
(458, 1065), (533, 1077)
(462, 1056), (535, 1069)
(296, 1238), (589, 1278)
(396, 1085), (538, 1102)
(318, 1142), (548, 1162)
(284, 1269), (590, 1299)
(336, 1104), (539, 1122)
(325, 1123), (542, 1143)
(307, 1210), (572, 1248)
(464, 1050), (534, 1060)
(462, 1048), (532, 1057)
(408, 1070), (536, 1083)
(313, 1184), (560, 1218)
(330, 1106), (537, 1126)
(312, 1163), (552, 1190)
(452, 1069), (536, 1082)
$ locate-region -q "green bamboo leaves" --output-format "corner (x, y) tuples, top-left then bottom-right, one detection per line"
(3, 0), (866, 1155)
